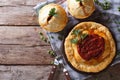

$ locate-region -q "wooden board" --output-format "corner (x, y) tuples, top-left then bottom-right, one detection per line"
(0, 0), (45, 6)
(0, 6), (38, 26)
(0, 66), (52, 80)
(0, 26), (53, 64)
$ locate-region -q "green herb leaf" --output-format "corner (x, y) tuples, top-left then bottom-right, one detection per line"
(48, 50), (55, 57)
(50, 36), (54, 39)
(114, 20), (120, 24)
(118, 28), (120, 32)
(50, 61), (54, 64)
(49, 8), (57, 16)
(58, 36), (63, 41)
(71, 38), (79, 44)
(94, 0), (111, 10)
(39, 32), (43, 36)
(118, 7), (120, 12)
(39, 32), (49, 43)
(95, 78), (98, 80)
(71, 29), (81, 36)
(76, 0), (82, 2)
(81, 33), (88, 40)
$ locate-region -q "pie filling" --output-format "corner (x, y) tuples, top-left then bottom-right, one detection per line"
(77, 34), (105, 61)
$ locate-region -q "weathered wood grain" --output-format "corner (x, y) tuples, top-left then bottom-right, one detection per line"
(0, 65), (52, 80)
(0, 26), (53, 64)
(0, 6), (38, 26)
(0, 0), (45, 6)
(0, 26), (48, 46)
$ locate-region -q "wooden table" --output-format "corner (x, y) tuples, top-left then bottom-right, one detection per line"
(0, 0), (120, 80)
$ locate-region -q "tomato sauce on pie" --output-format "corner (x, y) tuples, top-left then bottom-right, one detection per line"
(77, 34), (105, 61)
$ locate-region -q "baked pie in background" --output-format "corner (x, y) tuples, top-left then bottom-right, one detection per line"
(67, 0), (95, 19)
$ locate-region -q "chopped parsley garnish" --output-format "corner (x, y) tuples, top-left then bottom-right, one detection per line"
(50, 61), (54, 64)
(76, 0), (82, 2)
(117, 51), (120, 56)
(71, 29), (88, 44)
(71, 38), (79, 44)
(94, 0), (111, 10)
(118, 7), (120, 12)
(81, 33), (88, 40)
(39, 32), (49, 43)
(58, 36), (63, 41)
(71, 29), (81, 36)
(118, 28), (120, 32)
(49, 8), (57, 16)
(48, 50), (55, 57)
(51, 36), (54, 39)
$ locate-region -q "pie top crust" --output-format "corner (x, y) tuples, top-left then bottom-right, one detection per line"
(39, 3), (68, 32)
(67, 0), (95, 19)
(64, 22), (116, 72)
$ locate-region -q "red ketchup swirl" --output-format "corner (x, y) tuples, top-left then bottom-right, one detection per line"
(77, 34), (105, 61)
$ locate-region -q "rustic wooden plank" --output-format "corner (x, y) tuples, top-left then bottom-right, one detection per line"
(0, 6), (38, 26)
(0, 65), (52, 80)
(0, 0), (45, 6)
(0, 0), (63, 26)
(0, 26), (53, 64)
(0, 26), (48, 46)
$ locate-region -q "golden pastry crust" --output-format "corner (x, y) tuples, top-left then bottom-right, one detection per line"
(39, 3), (68, 32)
(67, 0), (95, 19)
(64, 22), (116, 72)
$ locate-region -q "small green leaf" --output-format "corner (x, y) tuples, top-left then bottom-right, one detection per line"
(48, 50), (55, 57)
(51, 36), (54, 39)
(81, 33), (88, 40)
(49, 8), (57, 16)
(71, 38), (78, 44)
(71, 29), (81, 36)
(50, 61), (54, 64)
(76, 0), (82, 2)
(58, 36), (63, 41)
(94, 0), (111, 10)
(39, 32), (49, 43)
(118, 28), (120, 32)
(117, 51), (120, 56)
(39, 32), (43, 36)
(118, 7), (120, 12)
(95, 78), (98, 80)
